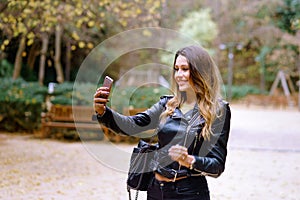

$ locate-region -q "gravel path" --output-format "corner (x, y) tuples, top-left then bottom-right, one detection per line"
(0, 105), (299, 200)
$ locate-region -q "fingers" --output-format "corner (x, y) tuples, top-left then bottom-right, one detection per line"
(94, 97), (109, 103)
(93, 87), (111, 115)
(96, 86), (110, 92)
(93, 96), (109, 113)
(168, 145), (194, 168)
(94, 102), (104, 109)
(94, 89), (110, 98)
(168, 144), (188, 162)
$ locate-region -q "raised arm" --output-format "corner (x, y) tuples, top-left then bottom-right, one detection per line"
(94, 96), (171, 136)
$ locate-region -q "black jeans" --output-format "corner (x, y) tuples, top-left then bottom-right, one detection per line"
(147, 176), (210, 200)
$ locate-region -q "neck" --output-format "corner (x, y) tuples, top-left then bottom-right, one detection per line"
(185, 90), (197, 105)
(181, 100), (196, 114)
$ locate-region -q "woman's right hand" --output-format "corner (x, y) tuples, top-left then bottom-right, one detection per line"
(93, 86), (110, 115)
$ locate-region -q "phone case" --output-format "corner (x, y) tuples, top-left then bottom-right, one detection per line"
(103, 76), (113, 91)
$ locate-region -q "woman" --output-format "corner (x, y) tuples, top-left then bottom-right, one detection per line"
(94, 45), (231, 200)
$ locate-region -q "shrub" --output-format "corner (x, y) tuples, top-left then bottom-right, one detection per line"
(50, 82), (172, 113)
(0, 78), (47, 132)
(49, 82), (74, 105)
(50, 82), (260, 109)
(50, 82), (96, 106)
(0, 59), (13, 78)
(111, 85), (172, 113)
(228, 85), (261, 100)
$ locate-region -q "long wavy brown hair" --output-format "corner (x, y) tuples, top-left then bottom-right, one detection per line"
(161, 45), (223, 140)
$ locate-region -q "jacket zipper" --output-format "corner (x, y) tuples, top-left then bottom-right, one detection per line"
(173, 114), (200, 182)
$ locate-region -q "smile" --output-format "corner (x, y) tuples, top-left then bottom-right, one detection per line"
(177, 80), (188, 85)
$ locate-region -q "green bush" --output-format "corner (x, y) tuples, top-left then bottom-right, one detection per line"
(50, 82), (172, 113)
(0, 59), (13, 78)
(0, 78), (47, 132)
(50, 82), (96, 106)
(227, 85), (261, 100)
(49, 82), (74, 105)
(50, 82), (260, 109)
(111, 86), (172, 113)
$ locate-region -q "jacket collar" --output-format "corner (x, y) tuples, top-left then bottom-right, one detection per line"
(171, 105), (205, 126)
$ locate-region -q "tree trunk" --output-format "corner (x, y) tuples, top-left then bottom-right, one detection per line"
(38, 33), (49, 85)
(296, 31), (300, 111)
(54, 24), (64, 83)
(12, 36), (26, 80)
(65, 39), (71, 81)
(27, 42), (40, 70)
(260, 61), (266, 93)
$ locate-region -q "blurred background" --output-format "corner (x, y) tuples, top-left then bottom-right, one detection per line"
(0, 0), (299, 135)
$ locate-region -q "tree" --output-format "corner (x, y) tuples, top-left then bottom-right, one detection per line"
(0, 0), (163, 84)
(178, 8), (218, 48)
(0, 0), (58, 83)
(161, 9), (218, 65)
(274, 0), (300, 34)
(203, 0), (299, 90)
(0, 1), (33, 80)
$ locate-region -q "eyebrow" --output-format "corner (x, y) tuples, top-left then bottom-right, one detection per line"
(174, 64), (189, 67)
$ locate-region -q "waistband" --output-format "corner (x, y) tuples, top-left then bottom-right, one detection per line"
(155, 172), (187, 182)
(153, 175), (208, 189)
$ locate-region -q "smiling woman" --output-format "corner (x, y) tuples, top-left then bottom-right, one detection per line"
(93, 45), (231, 200)
(173, 55), (197, 114)
(174, 55), (192, 92)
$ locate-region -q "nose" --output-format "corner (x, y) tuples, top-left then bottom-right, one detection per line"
(176, 69), (184, 76)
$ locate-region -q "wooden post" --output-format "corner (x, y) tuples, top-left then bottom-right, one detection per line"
(269, 70), (295, 107)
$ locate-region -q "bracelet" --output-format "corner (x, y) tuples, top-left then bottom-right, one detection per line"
(96, 110), (106, 118)
(96, 106), (106, 118)
(92, 109), (106, 121)
(189, 156), (196, 170)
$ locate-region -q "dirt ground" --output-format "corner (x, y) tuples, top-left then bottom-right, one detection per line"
(0, 104), (300, 200)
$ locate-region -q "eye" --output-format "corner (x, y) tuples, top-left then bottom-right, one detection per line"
(180, 66), (189, 71)
(173, 66), (179, 71)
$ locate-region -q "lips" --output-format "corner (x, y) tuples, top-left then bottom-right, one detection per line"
(177, 80), (188, 86)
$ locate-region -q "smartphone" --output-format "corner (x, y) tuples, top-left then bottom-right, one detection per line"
(101, 76), (113, 98)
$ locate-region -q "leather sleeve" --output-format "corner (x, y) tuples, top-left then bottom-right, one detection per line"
(192, 102), (231, 178)
(96, 96), (169, 136)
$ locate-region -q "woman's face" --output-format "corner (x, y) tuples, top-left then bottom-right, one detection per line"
(174, 55), (193, 92)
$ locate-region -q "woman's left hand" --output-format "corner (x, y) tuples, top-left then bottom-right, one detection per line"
(168, 144), (194, 168)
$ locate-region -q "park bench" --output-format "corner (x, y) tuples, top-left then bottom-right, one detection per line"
(40, 105), (109, 138)
(40, 106), (156, 142)
(102, 108), (147, 143)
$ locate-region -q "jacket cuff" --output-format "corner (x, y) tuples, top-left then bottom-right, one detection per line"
(92, 107), (109, 121)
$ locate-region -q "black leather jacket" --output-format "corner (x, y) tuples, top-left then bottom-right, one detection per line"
(96, 95), (231, 178)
